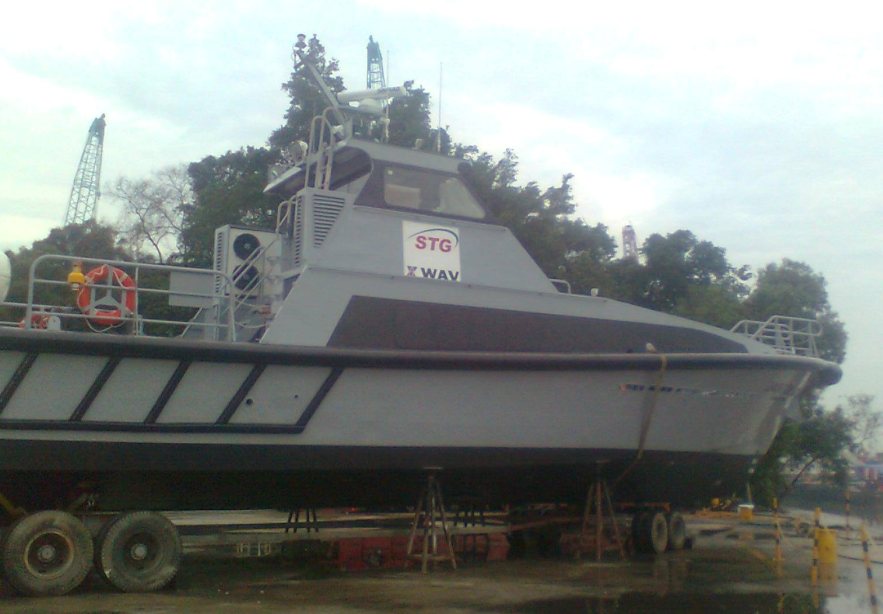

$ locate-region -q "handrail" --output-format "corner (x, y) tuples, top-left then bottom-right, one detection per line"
(21, 255), (238, 341)
(730, 315), (821, 358)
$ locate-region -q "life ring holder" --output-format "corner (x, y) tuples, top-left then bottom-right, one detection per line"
(76, 264), (137, 327)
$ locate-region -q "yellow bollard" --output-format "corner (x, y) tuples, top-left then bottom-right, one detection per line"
(860, 523), (880, 612)
(816, 528), (837, 565)
(773, 498), (783, 562)
(811, 508), (821, 587)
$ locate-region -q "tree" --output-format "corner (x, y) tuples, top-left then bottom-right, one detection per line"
(750, 395), (881, 506)
(461, 150), (617, 280)
(181, 147), (282, 266)
(639, 230), (741, 313)
(744, 259), (847, 363)
(111, 165), (190, 263)
(270, 35), (345, 149)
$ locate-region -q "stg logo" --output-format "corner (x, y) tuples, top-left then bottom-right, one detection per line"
(408, 228), (459, 252)
(403, 222), (462, 282)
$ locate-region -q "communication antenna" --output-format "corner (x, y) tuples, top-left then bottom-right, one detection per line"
(64, 114), (106, 225)
(437, 62), (442, 153)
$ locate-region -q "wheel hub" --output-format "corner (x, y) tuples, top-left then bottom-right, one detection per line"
(25, 531), (74, 578)
(37, 544), (57, 563)
(130, 542), (149, 561)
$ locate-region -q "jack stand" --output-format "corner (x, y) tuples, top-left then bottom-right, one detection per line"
(564, 463), (626, 561)
(453, 496), (489, 560)
(285, 508), (319, 534)
(406, 469), (457, 572)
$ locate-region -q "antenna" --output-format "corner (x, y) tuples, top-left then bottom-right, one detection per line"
(437, 62), (442, 153)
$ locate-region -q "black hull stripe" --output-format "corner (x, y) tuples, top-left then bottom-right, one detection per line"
(70, 356), (121, 422)
(0, 420), (308, 434)
(294, 367), (342, 431)
(144, 361), (191, 424)
(216, 363), (266, 425)
(0, 352), (37, 416)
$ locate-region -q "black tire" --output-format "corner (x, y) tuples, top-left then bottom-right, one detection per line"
(634, 510), (668, 554)
(666, 511), (687, 551)
(95, 511), (181, 592)
(0, 510), (93, 596)
(631, 512), (649, 553)
(648, 511), (669, 554)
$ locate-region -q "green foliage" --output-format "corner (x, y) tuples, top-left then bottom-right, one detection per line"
(270, 35), (345, 148)
(638, 230), (743, 312)
(744, 259), (847, 363)
(751, 396), (880, 507)
(462, 150), (616, 279)
(181, 147), (282, 267)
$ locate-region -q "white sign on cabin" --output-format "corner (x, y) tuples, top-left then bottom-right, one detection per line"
(402, 221), (462, 282)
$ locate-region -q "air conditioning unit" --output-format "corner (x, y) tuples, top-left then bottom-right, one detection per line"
(213, 225), (278, 297)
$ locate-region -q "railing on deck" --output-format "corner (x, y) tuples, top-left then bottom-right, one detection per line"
(730, 315), (822, 358)
(0, 255), (238, 341)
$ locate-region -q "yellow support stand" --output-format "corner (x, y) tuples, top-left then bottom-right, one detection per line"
(811, 507), (821, 587)
(860, 524), (880, 613)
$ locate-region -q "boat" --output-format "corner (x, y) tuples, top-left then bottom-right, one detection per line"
(0, 38), (840, 593)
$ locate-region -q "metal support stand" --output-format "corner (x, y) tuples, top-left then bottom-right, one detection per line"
(406, 470), (457, 572)
(285, 508), (319, 534)
(453, 496), (490, 560)
(565, 463), (626, 561)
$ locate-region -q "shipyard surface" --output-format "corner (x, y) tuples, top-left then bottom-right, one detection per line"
(0, 510), (873, 614)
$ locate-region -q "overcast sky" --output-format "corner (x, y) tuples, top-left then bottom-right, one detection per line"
(1, 1), (880, 409)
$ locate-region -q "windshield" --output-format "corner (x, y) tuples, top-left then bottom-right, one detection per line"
(382, 166), (485, 219)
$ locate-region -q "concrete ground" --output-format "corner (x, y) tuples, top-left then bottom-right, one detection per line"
(1, 510), (881, 614)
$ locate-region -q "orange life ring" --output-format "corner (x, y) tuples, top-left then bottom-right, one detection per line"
(76, 265), (136, 326)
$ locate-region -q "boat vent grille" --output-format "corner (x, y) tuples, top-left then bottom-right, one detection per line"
(213, 229), (226, 295)
(312, 194), (346, 248)
(294, 193), (305, 268)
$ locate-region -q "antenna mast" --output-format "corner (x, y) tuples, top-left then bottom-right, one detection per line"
(64, 114), (106, 225)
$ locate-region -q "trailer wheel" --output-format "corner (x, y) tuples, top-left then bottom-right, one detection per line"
(666, 511), (686, 551)
(631, 512), (648, 551)
(0, 510), (93, 596)
(95, 511), (181, 592)
(634, 510), (668, 554)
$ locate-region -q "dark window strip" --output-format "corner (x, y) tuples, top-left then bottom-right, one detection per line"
(0, 353), (38, 416)
(293, 367), (343, 432)
(69, 356), (121, 422)
(144, 361), (191, 424)
(216, 364), (266, 425)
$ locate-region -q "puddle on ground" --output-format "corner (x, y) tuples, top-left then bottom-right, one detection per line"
(511, 592), (869, 614)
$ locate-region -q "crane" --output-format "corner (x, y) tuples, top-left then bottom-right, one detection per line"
(64, 113), (106, 226)
(366, 36), (385, 89)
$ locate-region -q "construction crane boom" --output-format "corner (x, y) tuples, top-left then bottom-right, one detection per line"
(367, 36), (385, 89)
(64, 113), (106, 226)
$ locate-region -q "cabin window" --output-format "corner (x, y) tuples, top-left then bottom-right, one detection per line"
(383, 167), (485, 219)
